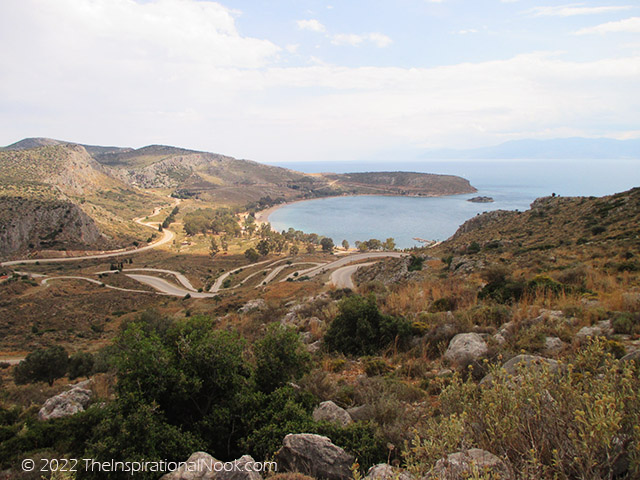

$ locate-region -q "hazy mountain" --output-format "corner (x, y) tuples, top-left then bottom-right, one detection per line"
(422, 137), (640, 160)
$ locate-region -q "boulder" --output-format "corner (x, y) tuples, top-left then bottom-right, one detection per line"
(306, 341), (322, 354)
(161, 453), (262, 480)
(365, 464), (414, 480)
(38, 385), (92, 421)
(542, 336), (565, 356)
(238, 299), (267, 314)
(276, 434), (354, 480)
(444, 333), (488, 365)
(480, 354), (561, 387)
(161, 452), (216, 480)
(313, 401), (353, 427)
(576, 325), (607, 343)
(346, 405), (372, 422)
(428, 449), (513, 480)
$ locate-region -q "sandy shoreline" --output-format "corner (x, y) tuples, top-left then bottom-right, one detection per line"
(254, 198), (317, 225)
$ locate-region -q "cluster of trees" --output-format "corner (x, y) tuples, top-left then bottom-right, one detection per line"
(354, 237), (396, 252)
(244, 196), (286, 214)
(13, 346), (100, 386)
(161, 206), (179, 229)
(183, 208), (242, 237)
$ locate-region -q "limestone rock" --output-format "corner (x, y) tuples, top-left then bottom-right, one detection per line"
(444, 333), (488, 365)
(238, 299), (267, 314)
(428, 449), (513, 479)
(313, 401), (353, 427)
(365, 464), (414, 480)
(38, 385), (92, 421)
(161, 453), (262, 480)
(276, 433), (354, 480)
(542, 336), (565, 356)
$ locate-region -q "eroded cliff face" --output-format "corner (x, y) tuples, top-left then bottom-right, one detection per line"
(0, 198), (102, 257)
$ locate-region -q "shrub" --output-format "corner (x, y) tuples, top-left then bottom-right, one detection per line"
(430, 297), (455, 312)
(408, 255), (424, 272)
(324, 295), (412, 356)
(612, 313), (636, 335)
(13, 346), (69, 386)
(404, 339), (640, 479)
(361, 356), (392, 376)
(68, 352), (95, 380)
(254, 324), (312, 393)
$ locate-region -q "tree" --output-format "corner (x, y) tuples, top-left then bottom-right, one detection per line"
(209, 237), (220, 258)
(320, 237), (335, 253)
(254, 324), (312, 393)
(244, 248), (260, 263)
(306, 244), (316, 253)
(324, 295), (411, 356)
(383, 237), (396, 251)
(13, 346), (69, 386)
(357, 241), (369, 252)
(68, 352), (95, 380)
(342, 239), (350, 250)
(256, 239), (270, 256)
(289, 244), (299, 256)
(366, 238), (382, 251)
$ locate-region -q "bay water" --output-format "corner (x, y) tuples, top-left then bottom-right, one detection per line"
(264, 159), (640, 249)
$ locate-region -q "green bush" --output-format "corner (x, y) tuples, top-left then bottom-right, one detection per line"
(408, 255), (425, 272)
(68, 352), (94, 380)
(324, 295), (412, 356)
(361, 356), (392, 376)
(612, 313), (636, 335)
(254, 324), (312, 393)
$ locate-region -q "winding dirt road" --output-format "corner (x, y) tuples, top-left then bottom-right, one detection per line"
(2, 200), (406, 297)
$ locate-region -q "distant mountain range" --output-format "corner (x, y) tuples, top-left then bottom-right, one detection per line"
(421, 137), (640, 160)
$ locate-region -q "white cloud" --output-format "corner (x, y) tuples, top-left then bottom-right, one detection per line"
(455, 29), (479, 34)
(331, 32), (392, 47)
(296, 19), (326, 32)
(575, 16), (640, 34)
(529, 4), (633, 17)
(0, 1), (638, 162)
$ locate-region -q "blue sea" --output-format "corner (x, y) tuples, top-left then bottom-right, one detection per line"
(264, 159), (640, 249)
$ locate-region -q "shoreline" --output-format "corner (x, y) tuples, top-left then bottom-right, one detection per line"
(254, 191), (476, 227)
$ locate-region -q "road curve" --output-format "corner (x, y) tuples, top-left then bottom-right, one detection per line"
(96, 268), (197, 292)
(283, 252), (406, 281)
(329, 262), (375, 289)
(125, 274), (217, 298)
(0, 201), (178, 267)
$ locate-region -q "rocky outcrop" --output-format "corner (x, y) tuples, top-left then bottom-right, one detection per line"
(467, 196), (494, 203)
(38, 381), (92, 421)
(444, 333), (488, 366)
(480, 354), (561, 387)
(0, 198), (102, 257)
(160, 453), (262, 480)
(450, 210), (512, 238)
(427, 449), (513, 479)
(312, 401), (353, 427)
(365, 464), (414, 480)
(275, 434), (354, 480)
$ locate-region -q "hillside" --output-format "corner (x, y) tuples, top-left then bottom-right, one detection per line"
(0, 144), (161, 257)
(439, 188), (640, 273)
(326, 171), (476, 196)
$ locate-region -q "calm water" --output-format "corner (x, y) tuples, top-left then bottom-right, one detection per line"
(264, 159), (640, 249)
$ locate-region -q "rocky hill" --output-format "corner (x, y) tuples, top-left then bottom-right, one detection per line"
(326, 171), (476, 196)
(437, 188), (640, 273)
(0, 144), (160, 257)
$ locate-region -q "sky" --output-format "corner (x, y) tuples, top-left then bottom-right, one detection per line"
(0, 0), (639, 163)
